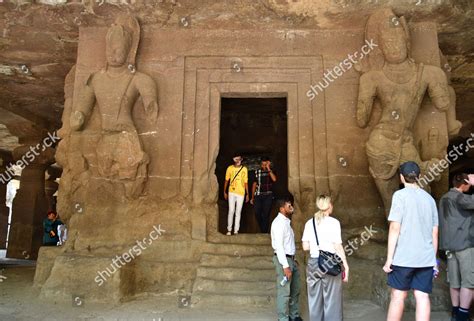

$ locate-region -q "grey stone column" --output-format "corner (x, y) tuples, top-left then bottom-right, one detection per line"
(45, 166), (61, 213)
(6, 143), (54, 259)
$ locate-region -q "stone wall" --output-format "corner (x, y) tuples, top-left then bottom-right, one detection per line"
(33, 11), (453, 309)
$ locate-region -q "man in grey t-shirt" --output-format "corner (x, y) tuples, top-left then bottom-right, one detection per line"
(383, 161), (439, 321)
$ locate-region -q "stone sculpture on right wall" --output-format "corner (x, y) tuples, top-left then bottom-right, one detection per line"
(356, 8), (462, 215)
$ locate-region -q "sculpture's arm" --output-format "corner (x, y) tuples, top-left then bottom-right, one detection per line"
(445, 86), (462, 137)
(70, 74), (96, 131)
(356, 72), (377, 128)
(136, 73), (159, 122)
(426, 66), (450, 112)
(426, 66), (462, 136)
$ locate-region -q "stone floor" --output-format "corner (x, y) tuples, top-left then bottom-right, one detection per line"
(0, 264), (452, 321)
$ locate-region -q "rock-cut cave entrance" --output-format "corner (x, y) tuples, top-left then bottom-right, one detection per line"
(216, 97), (289, 234)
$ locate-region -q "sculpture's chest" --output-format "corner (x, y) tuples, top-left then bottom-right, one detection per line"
(93, 73), (137, 107)
(377, 72), (426, 106)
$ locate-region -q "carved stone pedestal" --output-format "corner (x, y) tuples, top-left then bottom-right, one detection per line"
(39, 253), (136, 303)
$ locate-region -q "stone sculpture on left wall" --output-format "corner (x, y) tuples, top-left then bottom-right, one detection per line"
(69, 14), (159, 199)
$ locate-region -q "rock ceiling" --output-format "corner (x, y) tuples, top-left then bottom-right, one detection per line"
(0, 0), (472, 153)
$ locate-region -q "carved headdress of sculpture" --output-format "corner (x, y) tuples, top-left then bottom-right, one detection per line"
(105, 14), (140, 71)
(358, 8), (412, 73)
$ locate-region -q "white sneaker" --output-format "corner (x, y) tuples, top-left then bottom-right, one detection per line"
(234, 231), (238, 235)
(226, 231), (231, 236)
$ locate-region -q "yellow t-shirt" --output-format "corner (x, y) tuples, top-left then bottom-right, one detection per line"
(225, 165), (248, 196)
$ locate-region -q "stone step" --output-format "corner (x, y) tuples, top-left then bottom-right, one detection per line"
(193, 277), (275, 296)
(191, 250), (278, 309)
(200, 253), (274, 269)
(196, 266), (275, 282)
(203, 243), (274, 257)
(207, 233), (272, 245)
(191, 292), (275, 308)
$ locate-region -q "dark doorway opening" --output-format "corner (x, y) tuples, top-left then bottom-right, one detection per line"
(216, 97), (289, 234)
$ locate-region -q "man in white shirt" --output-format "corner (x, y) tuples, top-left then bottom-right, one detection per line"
(271, 198), (303, 321)
(6, 179), (19, 210)
(5, 179), (19, 248)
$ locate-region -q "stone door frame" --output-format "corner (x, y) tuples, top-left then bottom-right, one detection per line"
(181, 56), (330, 239)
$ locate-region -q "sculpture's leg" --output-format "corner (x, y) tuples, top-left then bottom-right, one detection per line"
(400, 138), (439, 192)
(373, 175), (400, 217)
(116, 131), (146, 180)
(365, 134), (400, 216)
(115, 132), (149, 198)
(96, 135), (115, 177)
(124, 161), (148, 198)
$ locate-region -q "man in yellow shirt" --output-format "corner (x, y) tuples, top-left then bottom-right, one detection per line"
(223, 154), (249, 235)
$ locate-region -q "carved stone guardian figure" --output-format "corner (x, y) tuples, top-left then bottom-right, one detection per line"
(356, 8), (460, 215)
(70, 15), (158, 198)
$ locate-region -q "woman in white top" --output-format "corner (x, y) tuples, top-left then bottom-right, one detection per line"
(302, 195), (349, 321)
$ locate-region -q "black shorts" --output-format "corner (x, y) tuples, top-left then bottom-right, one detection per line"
(387, 265), (434, 294)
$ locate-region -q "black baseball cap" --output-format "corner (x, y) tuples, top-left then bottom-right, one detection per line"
(400, 161), (420, 176)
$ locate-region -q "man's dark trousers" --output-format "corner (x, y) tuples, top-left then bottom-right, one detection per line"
(254, 194), (273, 233)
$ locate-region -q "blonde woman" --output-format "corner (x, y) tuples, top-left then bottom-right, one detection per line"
(302, 195), (349, 321)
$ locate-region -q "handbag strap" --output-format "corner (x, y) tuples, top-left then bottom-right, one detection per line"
(312, 218), (320, 246)
(230, 166), (244, 185)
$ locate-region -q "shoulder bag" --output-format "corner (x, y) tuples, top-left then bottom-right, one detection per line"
(312, 218), (343, 276)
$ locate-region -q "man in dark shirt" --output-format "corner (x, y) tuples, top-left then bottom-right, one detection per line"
(251, 157), (277, 233)
(439, 173), (474, 321)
